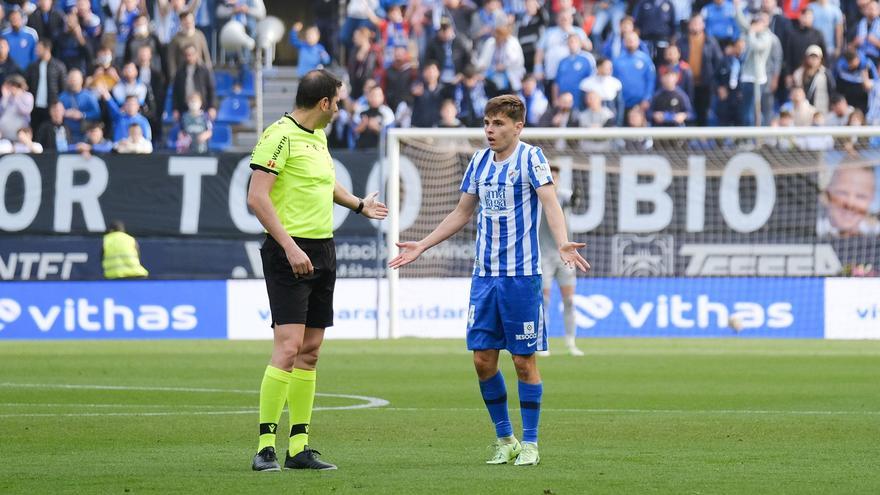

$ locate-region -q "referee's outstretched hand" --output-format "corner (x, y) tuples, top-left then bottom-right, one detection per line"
(362, 192), (389, 220)
(559, 242), (591, 273)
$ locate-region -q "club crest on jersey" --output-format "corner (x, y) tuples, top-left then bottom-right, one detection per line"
(508, 168), (518, 180)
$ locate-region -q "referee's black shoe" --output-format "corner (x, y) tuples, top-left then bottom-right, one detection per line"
(284, 446), (338, 470)
(252, 446), (281, 472)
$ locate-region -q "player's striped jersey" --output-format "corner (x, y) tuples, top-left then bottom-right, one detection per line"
(460, 141), (554, 277)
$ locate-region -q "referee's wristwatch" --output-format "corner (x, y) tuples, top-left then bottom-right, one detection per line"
(354, 199), (364, 215)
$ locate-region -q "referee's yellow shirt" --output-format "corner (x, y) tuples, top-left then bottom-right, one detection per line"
(250, 114), (335, 239)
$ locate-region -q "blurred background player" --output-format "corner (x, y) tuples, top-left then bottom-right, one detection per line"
(538, 163), (583, 357)
(390, 95), (590, 467)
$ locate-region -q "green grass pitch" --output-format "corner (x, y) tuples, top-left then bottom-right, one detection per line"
(1, 338), (879, 494)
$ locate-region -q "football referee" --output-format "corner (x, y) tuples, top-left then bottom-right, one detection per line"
(247, 69), (388, 471)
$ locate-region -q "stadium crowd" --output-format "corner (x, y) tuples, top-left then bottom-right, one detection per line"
(324, 0), (880, 150)
(0, 0), (246, 154)
(0, 0), (879, 154)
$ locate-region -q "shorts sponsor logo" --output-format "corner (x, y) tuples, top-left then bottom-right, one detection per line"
(516, 321), (537, 340)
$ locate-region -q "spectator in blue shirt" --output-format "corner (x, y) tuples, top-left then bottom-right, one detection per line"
(602, 16), (649, 61)
(58, 68), (100, 143)
(632, 0), (677, 54)
(96, 86), (152, 143)
(809, 0), (843, 62)
(835, 48), (878, 113)
(0, 37), (22, 86)
(452, 65), (489, 127)
(2, 8), (38, 70)
(75, 122), (113, 155)
(289, 22), (331, 76)
(613, 31), (656, 110)
(590, 0), (627, 49)
(853, 1), (880, 65)
(517, 73), (549, 126)
(701, 0), (740, 44)
(553, 35), (596, 109)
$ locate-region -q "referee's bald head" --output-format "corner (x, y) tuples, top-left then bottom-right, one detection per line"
(296, 69), (343, 109)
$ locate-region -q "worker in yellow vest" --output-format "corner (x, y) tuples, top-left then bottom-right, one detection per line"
(102, 221), (149, 279)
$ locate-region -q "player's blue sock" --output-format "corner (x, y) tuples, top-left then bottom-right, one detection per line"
(518, 381), (543, 444)
(479, 371), (513, 438)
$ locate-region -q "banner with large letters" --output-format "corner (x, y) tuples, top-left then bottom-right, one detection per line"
(2, 150), (879, 280)
(0, 151), (383, 236)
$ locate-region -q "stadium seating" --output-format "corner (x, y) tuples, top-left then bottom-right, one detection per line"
(162, 87), (176, 124)
(216, 96), (251, 125)
(209, 123), (233, 151)
(238, 68), (256, 97)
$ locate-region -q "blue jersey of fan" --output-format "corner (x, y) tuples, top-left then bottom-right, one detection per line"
(460, 141), (554, 277)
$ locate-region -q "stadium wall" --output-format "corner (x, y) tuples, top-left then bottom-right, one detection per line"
(0, 278), (876, 340)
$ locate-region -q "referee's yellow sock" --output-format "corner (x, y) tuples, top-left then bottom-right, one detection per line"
(258, 365), (291, 452)
(288, 368), (317, 455)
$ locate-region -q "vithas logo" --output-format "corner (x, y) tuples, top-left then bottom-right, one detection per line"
(572, 294), (794, 330)
(572, 295), (614, 328)
(0, 299), (22, 330)
(1, 298), (198, 332)
(856, 304), (880, 320)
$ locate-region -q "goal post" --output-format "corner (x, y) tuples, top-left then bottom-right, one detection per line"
(385, 126), (880, 340)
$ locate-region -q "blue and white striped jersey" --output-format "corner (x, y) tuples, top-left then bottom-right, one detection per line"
(460, 141), (554, 277)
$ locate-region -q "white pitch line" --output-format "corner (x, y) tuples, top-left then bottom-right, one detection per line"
(0, 403), (246, 409)
(0, 382), (257, 394)
(0, 383), (389, 414)
(376, 407), (880, 416)
(0, 410), (258, 418)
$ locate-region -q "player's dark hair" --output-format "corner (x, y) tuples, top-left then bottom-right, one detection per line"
(484, 94), (525, 124)
(295, 69), (342, 109)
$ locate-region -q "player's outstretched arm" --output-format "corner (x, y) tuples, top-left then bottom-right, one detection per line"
(389, 193), (478, 269)
(536, 184), (591, 273)
(333, 181), (389, 220)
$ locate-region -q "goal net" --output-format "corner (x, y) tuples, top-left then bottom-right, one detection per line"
(385, 127), (880, 339)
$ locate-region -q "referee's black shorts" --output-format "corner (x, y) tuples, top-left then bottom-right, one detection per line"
(260, 234), (336, 329)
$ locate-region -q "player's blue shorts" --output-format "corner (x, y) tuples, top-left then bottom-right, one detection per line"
(466, 275), (547, 355)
